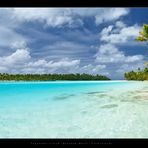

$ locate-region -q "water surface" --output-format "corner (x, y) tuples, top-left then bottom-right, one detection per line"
(0, 81), (148, 138)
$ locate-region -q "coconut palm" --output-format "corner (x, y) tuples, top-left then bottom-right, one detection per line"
(136, 24), (148, 41)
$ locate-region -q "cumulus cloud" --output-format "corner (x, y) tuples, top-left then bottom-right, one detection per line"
(0, 47), (108, 75)
(0, 49), (81, 74)
(95, 44), (144, 63)
(0, 49), (31, 73)
(95, 8), (129, 25)
(0, 49), (31, 67)
(115, 21), (126, 28)
(27, 58), (80, 69)
(26, 58), (80, 74)
(100, 22), (141, 44)
(79, 64), (106, 74)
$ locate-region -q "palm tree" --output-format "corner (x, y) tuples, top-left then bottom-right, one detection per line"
(136, 24), (148, 41)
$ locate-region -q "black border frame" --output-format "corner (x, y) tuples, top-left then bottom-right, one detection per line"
(0, 0), (148, 146)
(0, 0), (148, 7)
(0, 138), (148, 145)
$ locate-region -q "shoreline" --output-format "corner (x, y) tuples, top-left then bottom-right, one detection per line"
(0, 80), (148, 84)
(0, 80), (140, 83)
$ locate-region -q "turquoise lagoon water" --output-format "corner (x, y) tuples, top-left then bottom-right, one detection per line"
(0, 81), (148, 138)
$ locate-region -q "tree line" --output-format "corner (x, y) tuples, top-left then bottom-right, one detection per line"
(124, 67), (148, 81)
(0, 73), (110, 81)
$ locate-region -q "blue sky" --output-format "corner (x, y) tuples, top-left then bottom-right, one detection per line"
(0, 8), (148, 79)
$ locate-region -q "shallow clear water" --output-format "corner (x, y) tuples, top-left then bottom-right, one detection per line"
(0, 81), (148, 138)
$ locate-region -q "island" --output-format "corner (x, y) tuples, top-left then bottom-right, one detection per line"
(0, 73), (110, 81)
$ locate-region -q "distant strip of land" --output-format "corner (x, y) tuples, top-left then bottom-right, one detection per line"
(0, 73), (110, 81)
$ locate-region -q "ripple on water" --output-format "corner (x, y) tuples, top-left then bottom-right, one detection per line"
(81, 110), (88, 114)
(100, 104), (118, 109)
(54, 94), (75, 101)
(120, 90), (148, 104)
(86, 92), (109, 98)
(86, 91), (106, 95)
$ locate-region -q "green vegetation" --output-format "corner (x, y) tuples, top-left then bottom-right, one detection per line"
(124, 68), (148, 81)
(0, 73), (110, 81)
(124, 24), (148, 81)
(136, 24), (148, 42)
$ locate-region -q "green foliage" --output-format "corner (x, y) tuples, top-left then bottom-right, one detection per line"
(136, 36), (147, 42)
(144, 67), (148, 73)
(136, 24), (148, 42)
(146, 61), (148, 67)
(124, 68), (148, 81)
(0, 73), (110, 81)
(128, 24), (148, 80)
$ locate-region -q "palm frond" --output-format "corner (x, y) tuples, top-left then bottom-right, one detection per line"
(136, 36), (147, 41)
(136, 24), (148, 42)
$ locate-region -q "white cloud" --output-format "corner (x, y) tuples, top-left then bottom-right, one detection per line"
(23, 58), (80, 74)
(76, 63), (109, 76)
(0, 8), (130, 53)
(50, 58), (80, 68)
(95, 44), (124, 63)
(0, 49), (31, 73)
(95, 44), (144, 63)
(11, 8), (82, 28)
(0, 8), (129, 28)
(126, 55), (144, 63)
(92, 65), (106, 73)
(95, 8), (129, 25)
(0, 48), (81, 74)
(116, 62), (145, 73)
(0, 47), (108, 75)
(0, 25), (27, 48)
(100, 25), (113, 36)
(100, 23), (140, 44)
(77, 64), (107, 75)
(27, 58), (80, 69)
(115, 21), (126, 28)
(114, 61), (146, 79)
(0, 49), (31, 67)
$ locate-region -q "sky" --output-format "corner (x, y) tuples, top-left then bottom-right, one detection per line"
(0, 8), (148, 79)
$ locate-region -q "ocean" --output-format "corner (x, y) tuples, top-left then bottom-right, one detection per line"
(0, 81), (148, 138)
